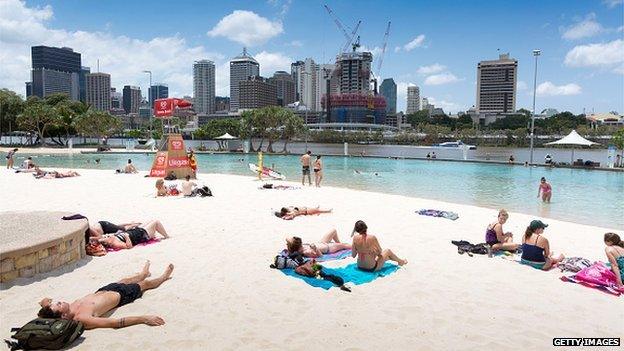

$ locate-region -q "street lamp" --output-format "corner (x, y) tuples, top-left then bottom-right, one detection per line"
(529, 49), (541, 165)
(142, 70), (152, 138)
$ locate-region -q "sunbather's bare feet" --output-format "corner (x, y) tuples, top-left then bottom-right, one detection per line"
(399, 259), (408, 266)
(162, 264), (174, 280)
(141, 260), (151, 278)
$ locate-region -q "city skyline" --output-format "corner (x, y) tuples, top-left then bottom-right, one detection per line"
(0, 0), (623, 114)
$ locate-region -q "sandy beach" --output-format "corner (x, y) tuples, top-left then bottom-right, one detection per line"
(0, 168), (622, 350)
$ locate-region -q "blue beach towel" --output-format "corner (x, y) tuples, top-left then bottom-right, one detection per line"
(281, 263), (400, 290)
(416, 209), (459, 220)
(279, 249), (352, 262)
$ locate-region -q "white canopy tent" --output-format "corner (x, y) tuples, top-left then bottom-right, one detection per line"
(215, 133), (238, 150)
(544, 130), (598, 164)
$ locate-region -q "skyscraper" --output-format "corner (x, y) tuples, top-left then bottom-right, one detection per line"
(291, 58), (317, 110)
(122, 85), (141, 114)
(406, 85), (420, 114)
(85, 72), (111, 111)
(229, 48), (259, 111)
(379, 78), (397, 114)
(149, 84), (169, 109)
(110, 88), (122, 109)
(30, 46), (81, 100)
(291, 61), (304, 101)
(476, 53), (518, 114)
(79, 66), (90, 102)
(239, 76), (277, 109)
(268, 71), (295, 107)
(335, 51), (372, 94)
(193, 60), (216, 114)
(314, 64), (337, 112)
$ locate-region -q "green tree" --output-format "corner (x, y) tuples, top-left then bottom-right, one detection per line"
(613, 128), (624, 161)
(74, 110), (121, 144)
(280, 110), (305, 153)
(0, 89), (24, 136)
(239, 110), (255, 151)
(17, 99), (58, 145)
(407, 110), (429, 129)
(201, 118), (241, 139)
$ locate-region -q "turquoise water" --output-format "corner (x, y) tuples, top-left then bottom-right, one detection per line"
(10, 152), (624, 229)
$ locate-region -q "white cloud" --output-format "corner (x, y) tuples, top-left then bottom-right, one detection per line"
(603, 0), (623, 8)
(0, 0), (226, 99)
(564, 39), (624, 73)
(417, 63), (446, 75)
(360, 45), (383, 58)
(287, 40), (303, 47)
(517, 81), (528, 91)
(393, 46), (401, 53)
(255, 51), (293, 76)
(561, 13), (604, 40)
(424, 73), (460, 85)
(402, 34), (425, 51)
(536, 81), (582, 96)
(427, 97), (462, 113)
(207, 10), (283, 46)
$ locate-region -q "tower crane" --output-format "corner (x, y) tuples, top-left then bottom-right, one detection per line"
(371, 21), (391, 95)
(323, 4), (361, 54)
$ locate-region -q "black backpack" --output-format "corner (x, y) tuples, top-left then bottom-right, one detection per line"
(5, 318), (84, 350)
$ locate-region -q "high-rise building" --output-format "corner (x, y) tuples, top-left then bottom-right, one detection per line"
(25, 82), (32, 97)
(149, 84), (169, 109)
(335, 51), (372, 94)
(422, 97), (430, 110)
(406, 85), (420, 114)
(122, 85), (141, 114)
(110, 87), (122, 109)
(476, 53), (518, 114)
(30, 46), (81, 100)
(291, 58), (317, 110)
(314, 64), (337, 112)
(85, 73), (111, 111)
(193, 60), (215, 114)
(79, 66), (90, 102)
(215, 97), (230, 112)
(291, 61), (304, 101)
(229, 48), (259, 111)
(239, 76), (277, 109)
(379, 78), (397, 114)
(268, 71), (295, 107)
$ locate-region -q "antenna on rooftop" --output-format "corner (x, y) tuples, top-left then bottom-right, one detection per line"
(97, 59), (100, 73)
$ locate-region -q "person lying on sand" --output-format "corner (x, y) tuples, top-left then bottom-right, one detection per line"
(155, 179), (178, 196)
(485, 209), (520, 252)
(33, 168), (80, 179)
(520, 220), (564, 270)
(37, 261), (173, 330)
(603, 232), (624, 288)
(286, 229), (351, 258)
(274, 206), (332, 220)
(351, 220), (407, 272)
(89, 220), (142, 238)
(97, 220), (170, 250)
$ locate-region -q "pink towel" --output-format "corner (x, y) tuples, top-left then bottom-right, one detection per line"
(560, 262), (624, 296)
(106, 239), (160, 252)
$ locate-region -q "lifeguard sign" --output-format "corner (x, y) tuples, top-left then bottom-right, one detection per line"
(149, 98), (195, 179)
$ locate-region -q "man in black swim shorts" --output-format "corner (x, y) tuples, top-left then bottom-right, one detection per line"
(37, 261), (174, 330)
(300, 150), (312, 186)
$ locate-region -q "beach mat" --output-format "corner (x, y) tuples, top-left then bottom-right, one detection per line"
(279, 249), (352, 262)
(281, 263), (400, 290)
(106, 239), (160, 252)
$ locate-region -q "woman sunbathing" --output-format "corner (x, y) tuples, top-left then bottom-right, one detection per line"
(274, 206), (332, 220)
(351, 220), (407, 272)
(98, 220), (170, 250)
(34, 168), (80, 179)
(89, 220), (142, 238)
(285, 229), (351, 258)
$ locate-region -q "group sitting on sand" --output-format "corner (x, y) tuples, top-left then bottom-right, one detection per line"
(275, 206), (332, 220)
(38, 261), (173, 329)
(155, 175), (211, 197)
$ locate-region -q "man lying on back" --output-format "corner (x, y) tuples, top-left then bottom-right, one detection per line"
(37, 261), (173, 329)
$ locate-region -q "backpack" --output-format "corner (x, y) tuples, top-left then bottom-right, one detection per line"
(5, 318), (84, 350)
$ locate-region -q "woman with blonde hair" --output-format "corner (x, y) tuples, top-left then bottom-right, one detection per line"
(485, 209), (520, 252)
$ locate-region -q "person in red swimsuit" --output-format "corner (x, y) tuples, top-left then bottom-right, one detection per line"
(538, 177), (552, 203)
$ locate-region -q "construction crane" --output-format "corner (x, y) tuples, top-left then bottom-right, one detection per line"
(371, 21), (391, 95)
(323, 4), (360, 54)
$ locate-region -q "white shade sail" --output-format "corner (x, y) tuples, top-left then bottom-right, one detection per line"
(216, 133), (237, 140)
(544, 130), (598, 147)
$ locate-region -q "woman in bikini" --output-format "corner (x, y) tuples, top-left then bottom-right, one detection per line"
(520, 220), (564, 270)
(537, 177), (552, 202)
(351, 220), (407, 272)
(604, 232), (624, 288)
(274, 206), (332, 220)
(285, 229), (351, 258)
(485, 209), (520, 252)
(98, 220), (170, 250)
(313, 155), (323, 187)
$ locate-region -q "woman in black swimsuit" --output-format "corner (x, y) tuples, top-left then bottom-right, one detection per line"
(98, 220), (170, 250)
(89, 221), (141, 238)
(274, 206), (332, 220)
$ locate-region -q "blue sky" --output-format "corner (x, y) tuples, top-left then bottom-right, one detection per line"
(1, 0), (622, 114)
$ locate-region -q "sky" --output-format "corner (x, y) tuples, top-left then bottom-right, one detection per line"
(0, 0), (623, 114)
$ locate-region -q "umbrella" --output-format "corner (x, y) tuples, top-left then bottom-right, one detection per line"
(544, 130), (598, 164)
(215, 133), (238, 150)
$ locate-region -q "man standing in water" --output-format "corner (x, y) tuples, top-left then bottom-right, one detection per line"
(300, 150), (312, 186)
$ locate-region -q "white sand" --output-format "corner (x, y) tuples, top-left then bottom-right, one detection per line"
(0, 168), (622, 350)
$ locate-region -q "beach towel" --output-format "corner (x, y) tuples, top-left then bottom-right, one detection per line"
(279, 249), (352, 262)
(280, 263), (400, 290)
(106, 239), (160, 252)
(417, 209), (459, 220)
(558, 257), (593, 273)
(560, 262), (624, 296)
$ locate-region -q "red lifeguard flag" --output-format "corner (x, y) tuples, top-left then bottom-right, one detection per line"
(154, 98), (192, 118)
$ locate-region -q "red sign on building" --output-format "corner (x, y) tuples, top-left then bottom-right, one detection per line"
(154, 98), (193, 118)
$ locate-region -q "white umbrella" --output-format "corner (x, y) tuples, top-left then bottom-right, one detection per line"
(215, 133), (238, 150)
(544, 130), (598, 164)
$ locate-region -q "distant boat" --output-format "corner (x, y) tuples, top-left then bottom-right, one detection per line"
(433, 140), (477, 150)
